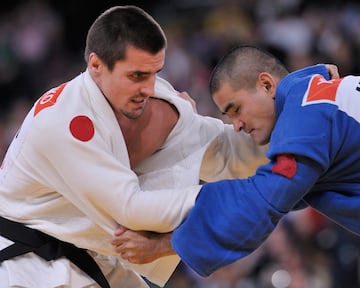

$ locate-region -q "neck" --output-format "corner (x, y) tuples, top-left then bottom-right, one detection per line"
(116, 98), (179, 168)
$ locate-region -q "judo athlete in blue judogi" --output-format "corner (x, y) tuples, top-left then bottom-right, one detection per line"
(171, 45), (360, 277)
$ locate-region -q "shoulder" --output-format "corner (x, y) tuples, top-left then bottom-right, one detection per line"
(30, 76), (94, 141)
(148, 97), (179, 128)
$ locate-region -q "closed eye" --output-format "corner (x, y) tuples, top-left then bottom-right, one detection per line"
(225, 106), (240, 118)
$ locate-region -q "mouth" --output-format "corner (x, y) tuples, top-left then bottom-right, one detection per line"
(131, 97), (148, 109)
(244, 128), (254, 134)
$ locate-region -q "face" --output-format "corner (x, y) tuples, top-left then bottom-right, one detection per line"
(213, 75), (277, 145)
(89, 46), (165, 119)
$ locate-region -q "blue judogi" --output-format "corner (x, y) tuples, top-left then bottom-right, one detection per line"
(171, 65), (360, 276)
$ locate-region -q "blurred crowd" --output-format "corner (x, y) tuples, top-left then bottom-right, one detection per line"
(0, 0), (360, 287)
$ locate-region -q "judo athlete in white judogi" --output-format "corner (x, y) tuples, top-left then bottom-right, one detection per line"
(0, 72), (266, 288)
(0, 6), (267, 288)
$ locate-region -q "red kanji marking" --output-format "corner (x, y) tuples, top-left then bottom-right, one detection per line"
(34, 82), (67, 116)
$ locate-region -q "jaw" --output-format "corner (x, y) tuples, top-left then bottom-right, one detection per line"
(249, 128), (271, 146)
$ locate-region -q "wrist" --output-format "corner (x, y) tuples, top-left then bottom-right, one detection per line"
(154, 232), (176, 257)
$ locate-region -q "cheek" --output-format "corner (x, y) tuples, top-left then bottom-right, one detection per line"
(101, 79), (128, 107)
(108, 78), (132, 97)
(117, 78), (141, 95)
(257, 98), (275, 119)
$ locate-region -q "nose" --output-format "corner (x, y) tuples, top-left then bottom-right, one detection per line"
(232, 118), (244, 132)
(139, 75), (156, 97)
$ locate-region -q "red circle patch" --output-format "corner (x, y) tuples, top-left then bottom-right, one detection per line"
(69, 115), (95, 142)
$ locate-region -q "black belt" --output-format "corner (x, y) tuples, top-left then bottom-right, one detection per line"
(0, 216), (110, 288)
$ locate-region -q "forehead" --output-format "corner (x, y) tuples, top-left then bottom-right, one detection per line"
(213, 82), (241, 108)
(116, 46), (165, 72)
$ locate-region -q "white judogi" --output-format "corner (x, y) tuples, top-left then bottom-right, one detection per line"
(0, 71), (266, 287)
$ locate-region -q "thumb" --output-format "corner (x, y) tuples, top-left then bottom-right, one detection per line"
(114, 225), (128, 236)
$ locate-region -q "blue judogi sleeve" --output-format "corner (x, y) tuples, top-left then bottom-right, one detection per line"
(171, 158), (322, 276)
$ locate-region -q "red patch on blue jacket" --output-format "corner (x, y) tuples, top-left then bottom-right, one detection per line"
(272, 154), (297, 178)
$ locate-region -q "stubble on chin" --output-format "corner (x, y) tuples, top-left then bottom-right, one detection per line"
(122, 107), (145, 119)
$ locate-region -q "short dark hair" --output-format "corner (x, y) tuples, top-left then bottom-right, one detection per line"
(84, 5), (167, 70)
(209, 45), (288, 95)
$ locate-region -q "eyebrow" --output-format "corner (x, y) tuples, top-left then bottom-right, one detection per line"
(221, 102), (234, 115)
(131, 67), (163, 75)
(131, 71), (150, 76)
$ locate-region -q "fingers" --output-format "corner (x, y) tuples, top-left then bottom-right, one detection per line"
(114, 225), (127, 236)
(119, 252), (141, 264)
(111, 229), (139, 252)
(116, 244), (149, 264)
(325, 64), (340, 79)
(111, 236), (124, 246)
(110, 229), (161, 264)
(177, 91), (190, 100)
(177, 91), (198, 113)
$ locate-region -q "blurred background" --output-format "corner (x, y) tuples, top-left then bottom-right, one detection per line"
(0, 0), (360, 287)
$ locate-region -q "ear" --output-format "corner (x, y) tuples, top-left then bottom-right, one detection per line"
(88, 53), (103, 74)
(258, 72), (277, 98)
